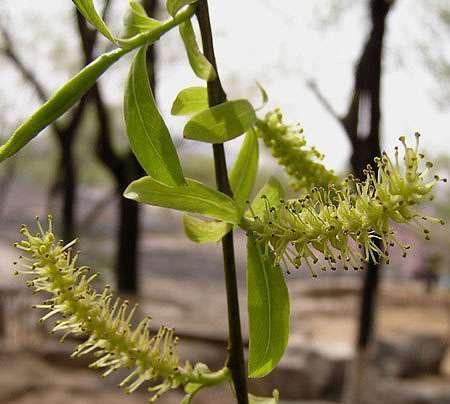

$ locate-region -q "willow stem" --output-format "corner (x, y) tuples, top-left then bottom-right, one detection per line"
(186, 366), (231, 386)
(195, 2), (249, 403)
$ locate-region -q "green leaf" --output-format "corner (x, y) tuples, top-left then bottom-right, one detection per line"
(249, 390), (280, 404)
(171, 87), (209, 116)
(181, 128), (258, 243)
(247, 177), (285, 219)
(179, 20), (216, 81)
(166, 0), (198, 16)
(181, 383), (204, 404)
(115, 3), (196, 50)
(255, 81), (269, 111)
(247, 237), (290, 378)
(183, 215), (231, 243)
(73, 0), (115, 42)
(230, 129), (259, 208)
(0, 48), (127, 163)
(124, 47), (185, 186)
(124, 0), (163, 38)
(184, 100), (256, 144)
(124, 176), (241, 224)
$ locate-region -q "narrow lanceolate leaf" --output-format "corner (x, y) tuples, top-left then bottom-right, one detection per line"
(230, 129), (259, 208)
(184, 100), (257, 144)
(124, 0), (163, 38)
(248, 176), (285, 218)
(0, 48), (127, 163)
(247, 237), (290, 378)
(125, 47), (185, 186)
(124, 177), (241, 224)
(179, 20), (216, 81)
(255, 81), (269, 111)
(248, 390), (280, 404)
(171, 87), (208, 116)
(72, 0), (115, 42)
(166, 0), (199, 16)
(183, 215), (231, 243)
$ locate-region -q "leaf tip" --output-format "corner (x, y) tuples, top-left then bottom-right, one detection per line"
(123, 189), (139, 200)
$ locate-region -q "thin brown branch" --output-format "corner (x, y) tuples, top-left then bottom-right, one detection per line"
(0, 24), (49, 103)
(306, 79), (344, 126)
(196, 2), (249, 403)
(0, 20), (87, 139)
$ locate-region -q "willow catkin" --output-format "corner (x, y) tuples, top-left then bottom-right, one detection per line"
(14, 218), (187, 401)
(255, 108), (340, 192)
(244, 134), (445, 276)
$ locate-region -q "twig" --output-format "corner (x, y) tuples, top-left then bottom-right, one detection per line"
(195, 2), (249, 403)
(306, 79), (344, 125)
(0, 25), (48, 102)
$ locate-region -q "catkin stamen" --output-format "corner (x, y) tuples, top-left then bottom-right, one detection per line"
(245, 135), (443, 274)
(14, 218), (193, 400)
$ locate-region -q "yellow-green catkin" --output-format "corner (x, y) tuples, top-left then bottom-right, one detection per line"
(245, 134), (445, 276)
(255, 108), (340, 191)
(14, 218), (188, 402)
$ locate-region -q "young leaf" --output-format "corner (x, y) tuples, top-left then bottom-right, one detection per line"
(248, 177), (285, 218)
(166, 0), (199, 16)
(247, 237), (290, 378)
(114, 3), (196, 50)
(230, 129), (259, 208)
(181, 383), (204, 404)
(255, 81), (269, 111)
(184, 100), (257, 144)
(183, 215), (231, 243)
(0, 48), (127, 163)
(73, 0), (115, 42)
(179, 20), (216, 81)
(171, 86), (209, 116)
(182, 129), (259, 243)
(124, 47), (185, 186)
(249, 390), (280, 404)
(124, 0), (163, 38)
(124, 177), (241, 224)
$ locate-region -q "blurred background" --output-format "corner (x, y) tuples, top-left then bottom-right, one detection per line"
(0, 0), (449, 403)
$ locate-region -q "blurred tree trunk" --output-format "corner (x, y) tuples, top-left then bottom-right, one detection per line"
(0, 160), (16, 220)
(343, 1), (394, 403)
(59, 132), (77, 241)
(90, 0), (158, 295)
(91, 83), (144, 294)
(308, 1), (395, 401)
(117, 160), (143, 293)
